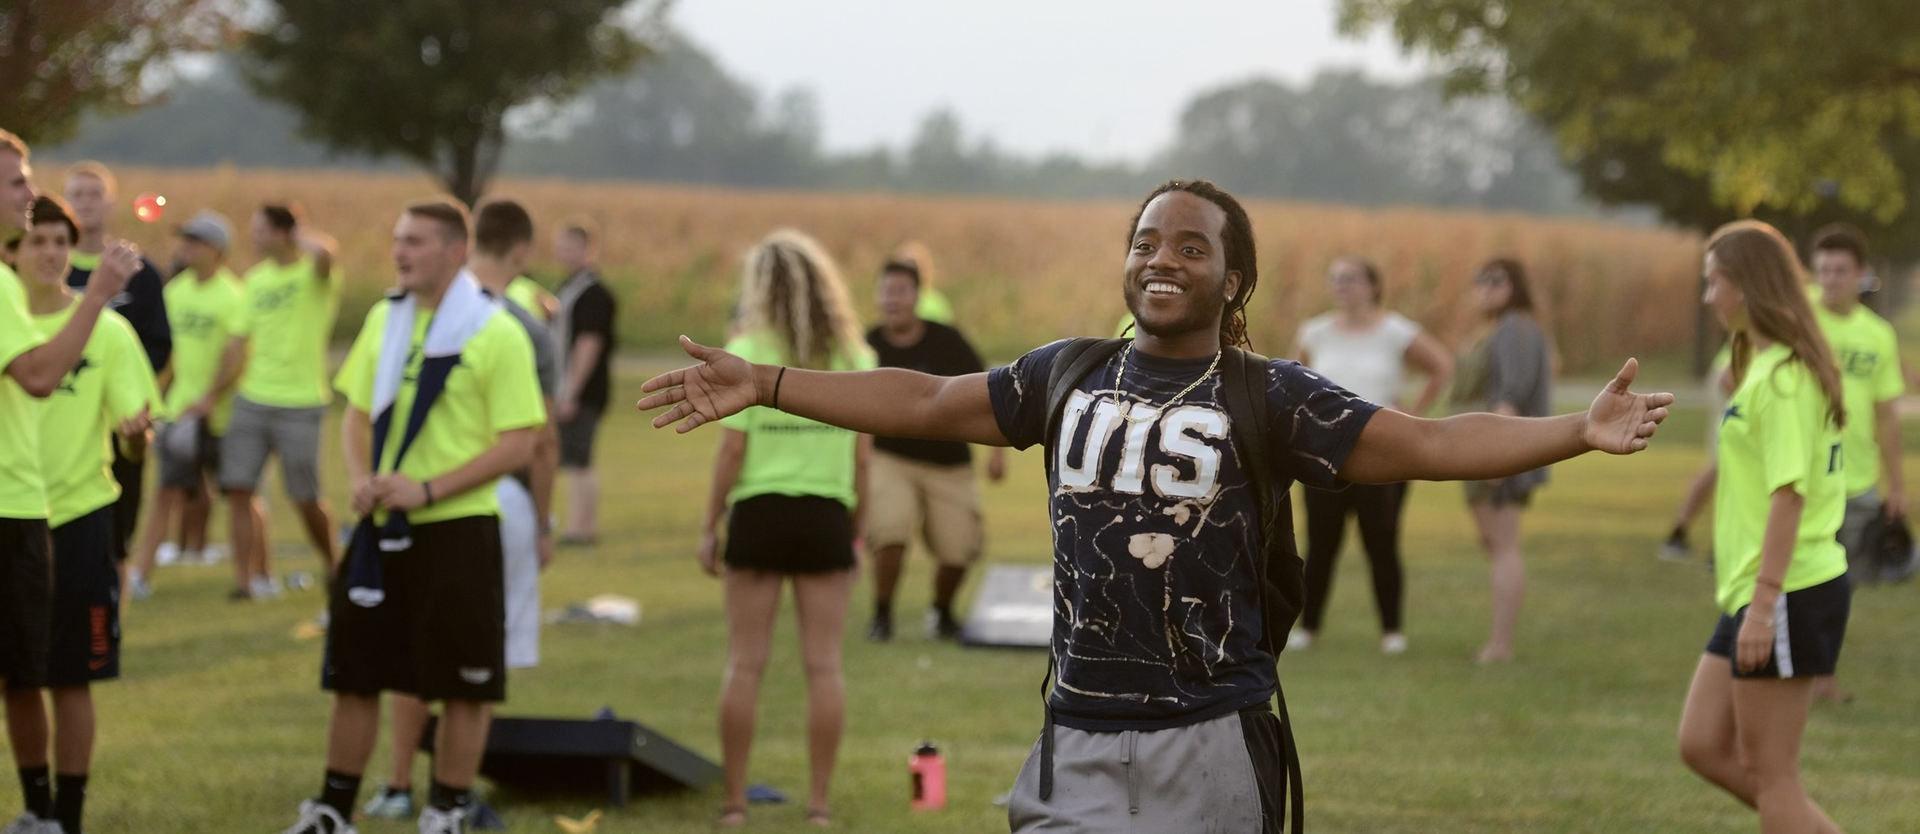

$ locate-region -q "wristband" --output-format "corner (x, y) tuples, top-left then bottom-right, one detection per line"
(422, 480), (436, 507)
(772, 366), (788, 411)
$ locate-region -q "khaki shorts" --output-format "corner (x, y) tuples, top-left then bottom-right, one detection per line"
(867, 450), (983, 567)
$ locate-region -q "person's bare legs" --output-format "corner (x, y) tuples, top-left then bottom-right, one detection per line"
(4, 689), (50, 769)
(932, 564), (966, 617)
(871, 543), (906, 619)
(1471, 501), (1525, 663)
(1677, 654), (1842, 833)
(294, 500), (337, 579)
(792, 569), (853, 818)
(385, 694), (432, 795)
(49, 687), (93, 774)
(1672, 463), (1719, 534)
(180, 482), (212, 554)
(433, 699), (491, 793)
(1735, 676), (1841, 833)
(563, 467), (600, 540)
(225, 489), (259, 595)
(718, 570), (783, 821)
(325, 692), (381, 774)
(132, 486), (182, 584)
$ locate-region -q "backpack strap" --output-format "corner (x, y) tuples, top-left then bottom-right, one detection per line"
(1220, 346), (1306, 833)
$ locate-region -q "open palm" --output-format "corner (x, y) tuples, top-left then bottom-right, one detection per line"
(637, 336), (761, 432)
(1583, 358), (1675, 454)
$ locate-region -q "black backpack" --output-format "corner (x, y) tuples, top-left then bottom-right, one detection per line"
(1036, 336), (1307, 832)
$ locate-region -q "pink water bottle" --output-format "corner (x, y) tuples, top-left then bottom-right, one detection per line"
(910, 740), (947, 811)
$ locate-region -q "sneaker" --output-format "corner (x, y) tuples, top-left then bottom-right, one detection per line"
(866, 614), (893, 643)
(202, 543), (229, 564)
(128, 570), (153, 601)
(1285, 628), (1314, 651)
(362, 785), (416, 820)
(155, 541), (180, 566)
(1381, 633), (1408, 655)
(251, 575), (285, 600)
(280, 799), (356, 834)
(177, 547), (204, 565)
(925, 609), (963, 640)
(1658, 539), (1691, 562)
(418, 806), (467, 834)
(0, 812), (64, 834)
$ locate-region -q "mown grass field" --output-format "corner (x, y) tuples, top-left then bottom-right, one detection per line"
(19, 362), (1917, 833)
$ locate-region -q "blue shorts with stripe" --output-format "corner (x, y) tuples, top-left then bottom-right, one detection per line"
(1706, 574), (1850, 679)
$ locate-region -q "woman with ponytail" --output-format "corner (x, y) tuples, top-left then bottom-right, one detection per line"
(699, 230), (875, 827)
(1677, 220), (1850, 834)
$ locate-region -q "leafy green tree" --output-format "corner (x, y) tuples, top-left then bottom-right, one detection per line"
(243, 0), (664, 205)
(1340, 0), (1920, 225)
(0, 0), (238, 144)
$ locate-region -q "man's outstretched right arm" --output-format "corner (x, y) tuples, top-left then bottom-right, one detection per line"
(639, 335), (1009, 446)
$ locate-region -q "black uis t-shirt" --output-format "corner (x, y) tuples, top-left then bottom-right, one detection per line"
(988, 340), (1378, 732)
(868, 321), (987, 466)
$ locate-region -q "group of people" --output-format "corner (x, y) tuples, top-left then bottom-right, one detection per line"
(0, 130), (622, 834)
(644, 177), (1869, 833)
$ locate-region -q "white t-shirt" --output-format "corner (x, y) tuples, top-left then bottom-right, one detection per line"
(1297, 311), (1421, 406)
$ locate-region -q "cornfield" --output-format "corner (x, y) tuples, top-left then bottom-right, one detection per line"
(75, 166), (1705, 372)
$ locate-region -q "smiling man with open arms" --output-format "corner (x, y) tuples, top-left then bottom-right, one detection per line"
(639, 180), (1673, 832)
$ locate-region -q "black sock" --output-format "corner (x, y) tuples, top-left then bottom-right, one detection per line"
(429, 779), (474, 812)
(1668, 525), (1687, 544)
(319, 769), (362, 820)
(53, 772), (86, 834)
(18, 766), (51, 818)
(873, 601), (893, 622)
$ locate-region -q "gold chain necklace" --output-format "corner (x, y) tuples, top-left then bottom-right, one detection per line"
(1115, 341), (1222, 421)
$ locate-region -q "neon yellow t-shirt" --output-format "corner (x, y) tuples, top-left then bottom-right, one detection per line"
(163, 267), (244, 432)
(1713, 343), (1849, 614)
(68, 251), (101, 272)
(234, 255), (341, 407)
(33, 304), (158, 527)
(720, 329), (877, 509)
(335, 299), (547, 525)
(0, 263), (50, 519)
(504, 276), (557, 323)
(1813, 303), (1903, 497)
(915, 287), (956, 326)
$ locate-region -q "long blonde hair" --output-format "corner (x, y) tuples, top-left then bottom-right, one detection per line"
(735, 229), (865, 370)
(1707, 220), (1846, 428)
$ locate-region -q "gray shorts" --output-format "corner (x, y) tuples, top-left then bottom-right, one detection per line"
(1009, 706), (1285, 833)
(558, 407), (603, 469)
(1837, 491), (1882, 585)
(156, 419), (220, 491)
(219, 395), (325, 502)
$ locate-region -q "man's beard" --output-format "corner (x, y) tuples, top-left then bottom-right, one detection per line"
(1124, 278), (1227, 343)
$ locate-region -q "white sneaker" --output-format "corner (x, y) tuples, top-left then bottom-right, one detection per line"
(279, 800), (356, 834)
(155, 542), (180, 566)
(0, 812), (64, 834)
(1285, 628), (1314, 651)
(202, 543), (229, 564)
(417, 806), (467, 834)
(251, 575), (285, 600)
(1381, 633), (1409, 655)
(128, 570), (153, 601)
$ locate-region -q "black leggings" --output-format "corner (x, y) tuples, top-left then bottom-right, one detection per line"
(1300, 482), (1407, 633)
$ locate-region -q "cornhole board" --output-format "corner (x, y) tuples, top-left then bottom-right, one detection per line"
(421, 714), (720, 806)
(959, 564), (1053, 649)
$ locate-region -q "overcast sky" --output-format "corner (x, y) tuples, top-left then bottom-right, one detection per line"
(672, 0), (1424, 163)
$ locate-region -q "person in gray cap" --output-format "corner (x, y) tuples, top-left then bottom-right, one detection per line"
(128, 210), (264, 598)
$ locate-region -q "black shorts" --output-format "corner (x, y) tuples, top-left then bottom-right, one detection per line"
(110, 442), (143, 562)
(9, 507), (121, 690)
(0, 517), (53, 689)
(323, 516), (507, 702)
(725, 494), (854, 575)
(558, 407), (603, 469)
(1706, 574), (1850, 679)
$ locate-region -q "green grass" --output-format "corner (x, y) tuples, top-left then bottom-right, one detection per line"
(20, 363), (1920, 833)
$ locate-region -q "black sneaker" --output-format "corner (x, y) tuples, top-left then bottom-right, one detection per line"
(866, 615), (893, 642)
(928, 609), (963, 641)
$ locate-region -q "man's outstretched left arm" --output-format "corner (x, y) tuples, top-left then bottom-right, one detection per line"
(1340, 359), (1673, 484)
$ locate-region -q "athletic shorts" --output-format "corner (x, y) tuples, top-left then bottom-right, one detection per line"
(866, 451), (984, 567)
(8, 506), (121, 690)
(725, 494), (854, 575)
(219, 395), (325, 502)
(157, 419), (222, 491)
(0, 517), (53, 689)
(1706, 574), (1850, 679)
(1009, 705), (1287, 833)
(1835, 491), (1882, 583)
(323, 516), (507, 702)
(498, 477), (541, 670)
(1463, 478), (1533, 508)
(557, 407), (603, 469)
(110, 442), (142, 562)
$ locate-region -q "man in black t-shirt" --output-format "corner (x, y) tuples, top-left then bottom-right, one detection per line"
(864, 260), (1006, 642)
(64, 162), (171, 571)
(640, 180), (1674, 831)
(553, 220), (617, 544)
